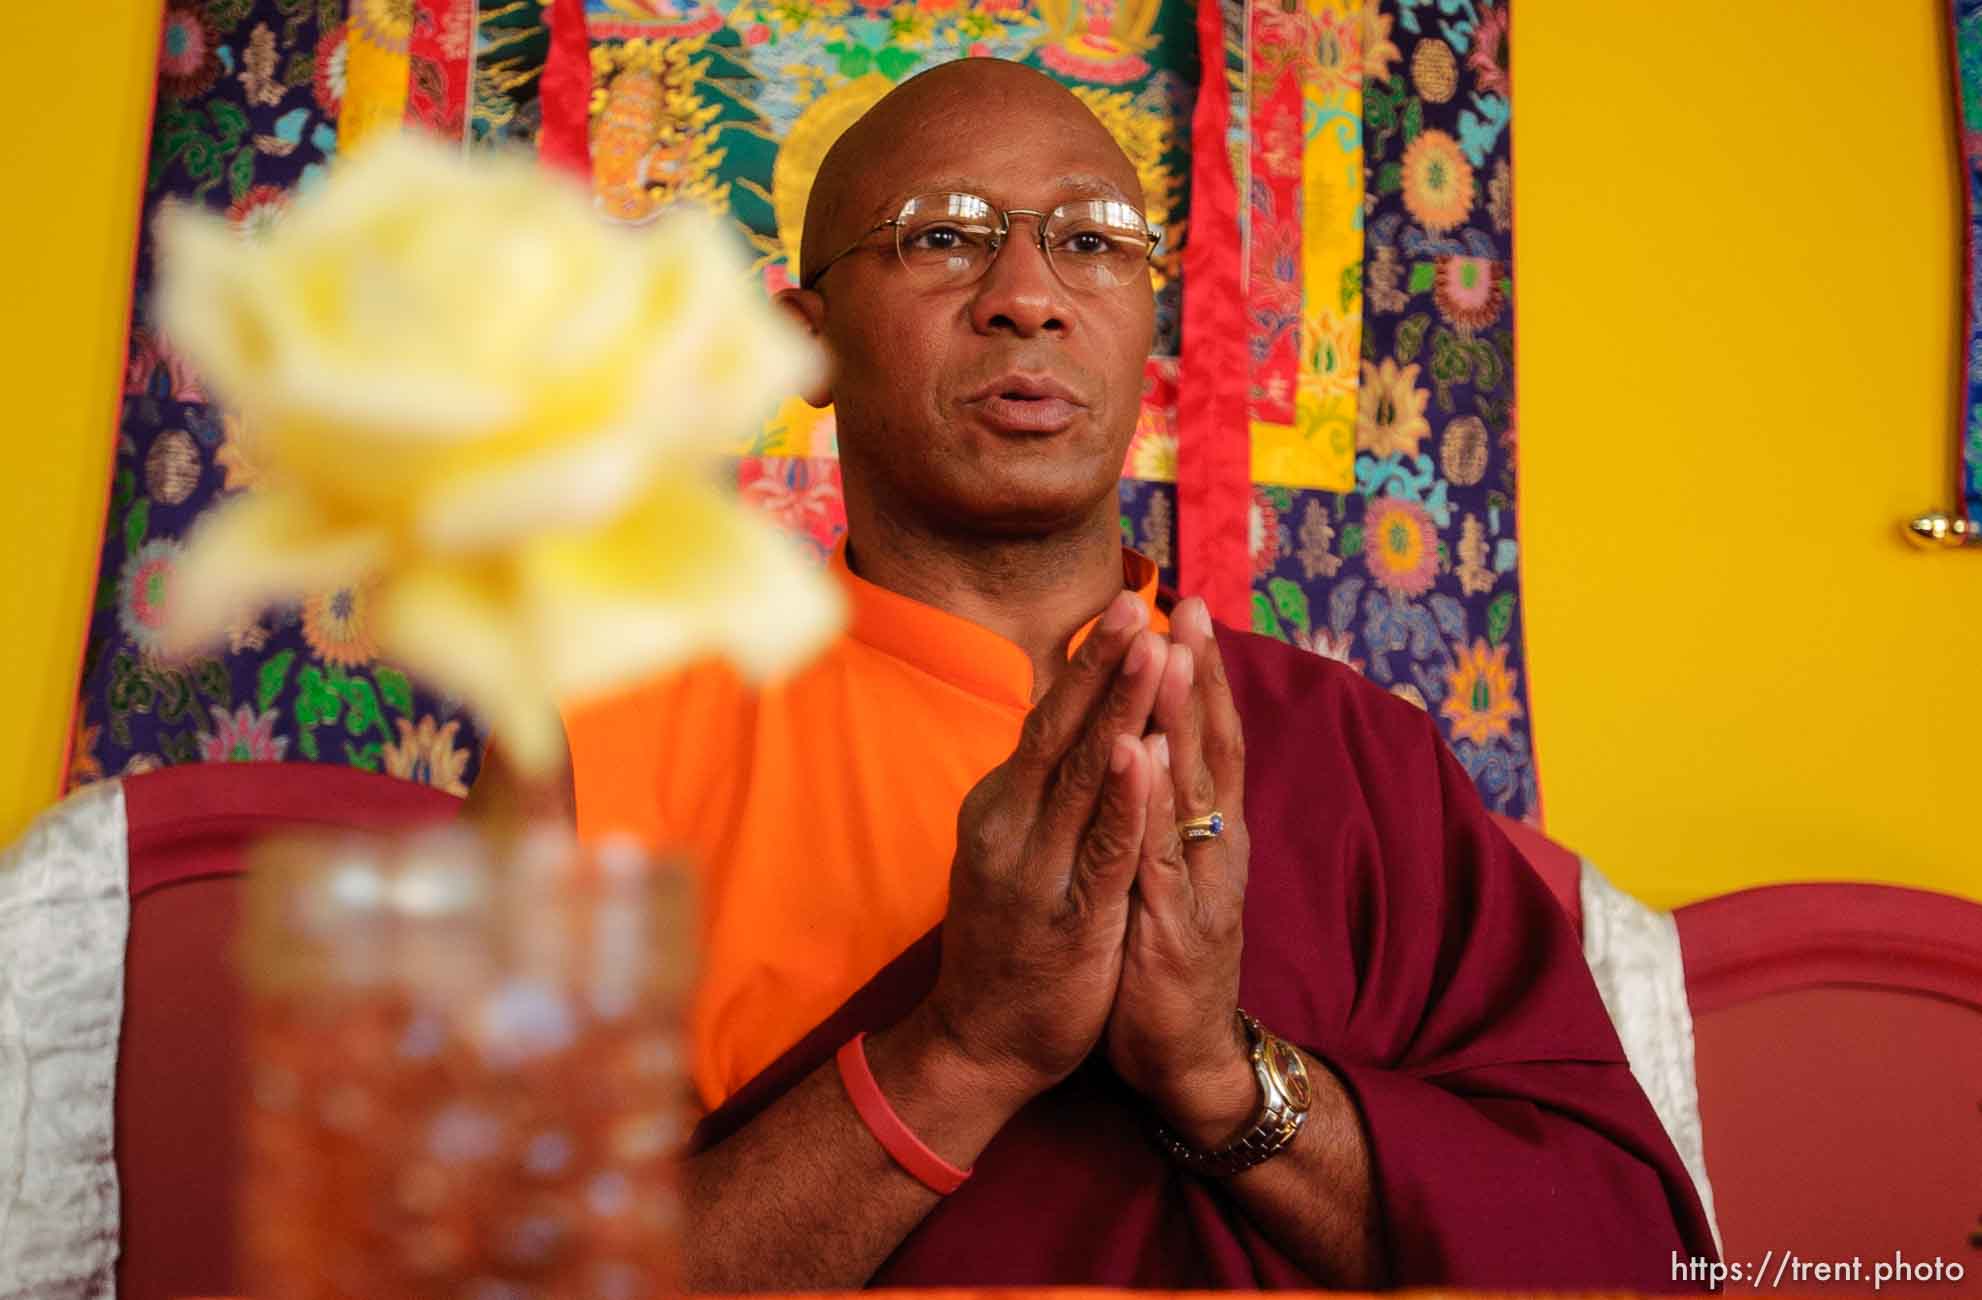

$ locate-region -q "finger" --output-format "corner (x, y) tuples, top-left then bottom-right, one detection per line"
(1134, 732), (1189, 915)
(1177, 598), (1247, 822)
(1037, 628), (1168, 860)
(1004, 592), (1149, 794)
(1069, 732), (1150, 909)
(1152, 641), (1213, 823)
(1152, 641), (1229, 896)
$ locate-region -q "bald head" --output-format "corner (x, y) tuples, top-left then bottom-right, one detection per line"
(798, 59), (1143, 286)
(779, 56), (1156, 550)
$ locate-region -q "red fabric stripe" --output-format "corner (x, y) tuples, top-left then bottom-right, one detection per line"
(1176, 0), (1251, 626)
(406, 0), (474, 140)
(1244, 4), (1303, 430)
(539, 0), (592, 178)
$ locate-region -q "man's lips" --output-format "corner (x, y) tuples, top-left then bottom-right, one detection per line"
(963, 373), (1087, 435)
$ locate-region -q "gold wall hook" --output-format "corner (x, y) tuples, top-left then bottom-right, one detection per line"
(1904, 513), (1982, 548)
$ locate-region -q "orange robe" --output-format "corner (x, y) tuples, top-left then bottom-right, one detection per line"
(563, 546), (1166, 1111)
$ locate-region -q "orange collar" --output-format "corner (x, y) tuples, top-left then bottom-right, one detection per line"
(830, 542), (1168, 710)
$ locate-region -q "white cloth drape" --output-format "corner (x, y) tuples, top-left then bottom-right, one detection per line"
(0, 781), (128, 1300)
(1580, 859), (1722, 1253)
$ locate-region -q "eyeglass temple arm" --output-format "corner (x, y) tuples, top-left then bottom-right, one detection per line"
(799, 220), (901, 292)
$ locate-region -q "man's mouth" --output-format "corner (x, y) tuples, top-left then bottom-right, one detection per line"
(965, 374), (1086, 435)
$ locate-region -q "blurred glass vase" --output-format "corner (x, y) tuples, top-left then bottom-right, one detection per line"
(240, 825), (691, 1299)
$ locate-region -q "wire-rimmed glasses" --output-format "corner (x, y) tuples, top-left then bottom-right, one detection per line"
(800, 191), (1157, 293)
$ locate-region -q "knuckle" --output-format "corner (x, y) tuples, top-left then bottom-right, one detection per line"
(986, 867), (1031, 911)
(959, 780), (996, 821)
(1141, 821), (1183, 866)
(1058, 735), (1108, 795)
(1014, 709), (1059, 768)
(1083, 817), (1136, 865)
(1100, 666), (1145, 720)
(956, 795), (1010, 863)
(957, 782), (996, 829)
(961, 822), (1001, 866)
(1206, 645), (1231, 689)
(1076, 625), (1120, 668)
(1212, 906), (1247, 945)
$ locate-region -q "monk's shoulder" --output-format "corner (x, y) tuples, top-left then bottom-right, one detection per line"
(1212, 622), (1437, 754)
(562, 630), (888, 785)
(561, 635), (877, 850)
(563, 657), (749, 748)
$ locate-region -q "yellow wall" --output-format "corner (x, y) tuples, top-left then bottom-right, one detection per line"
(1, 4), (1972, 911)
(1515, 0), (1977, 907)
(0, 8), (161, 845)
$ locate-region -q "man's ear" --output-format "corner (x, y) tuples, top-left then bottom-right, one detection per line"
(775, 287), (834, 409)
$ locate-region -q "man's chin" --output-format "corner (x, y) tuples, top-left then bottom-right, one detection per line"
(841, 419), (1132, 540)
(928, 471), (1124, 541)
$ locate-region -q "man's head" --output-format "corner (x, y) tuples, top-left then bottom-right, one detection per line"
(781, 59), (1156, 543)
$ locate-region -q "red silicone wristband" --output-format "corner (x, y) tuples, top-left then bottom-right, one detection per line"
(835, 1032), (972, 1195)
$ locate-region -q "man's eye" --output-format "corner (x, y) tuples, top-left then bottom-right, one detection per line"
(1057, 230), (1119, 257)
(905, 225), (973, 252)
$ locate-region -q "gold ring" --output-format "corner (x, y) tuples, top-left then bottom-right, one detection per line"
(1178, 811), (1225, 843)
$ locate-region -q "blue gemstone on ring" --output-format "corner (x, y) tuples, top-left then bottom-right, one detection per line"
(1208, 812), (1224, 835)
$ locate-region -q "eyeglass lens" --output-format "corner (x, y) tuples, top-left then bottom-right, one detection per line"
(892, 192), (1153, 289)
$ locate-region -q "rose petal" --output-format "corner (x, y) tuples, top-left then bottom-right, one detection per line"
(162, 491), (389, 661)
(416, 419), (678, 554)
(153, 204), (271, 402)
(373, 563), (565, 775)
(519, 483), (843, 698)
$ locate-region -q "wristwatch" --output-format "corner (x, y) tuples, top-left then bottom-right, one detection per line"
(1151, 1010), (1312, 1177)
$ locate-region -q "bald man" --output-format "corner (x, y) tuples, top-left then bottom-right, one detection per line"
(544, 59), (1717, 1291)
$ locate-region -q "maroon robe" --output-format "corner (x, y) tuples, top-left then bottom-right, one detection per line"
(691, 625), (1719, 1289)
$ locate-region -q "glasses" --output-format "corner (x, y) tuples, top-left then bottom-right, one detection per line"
(800, 192), (1157, 293)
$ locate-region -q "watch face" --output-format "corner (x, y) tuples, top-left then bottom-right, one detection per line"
(1266, 1038), (1312, 1110)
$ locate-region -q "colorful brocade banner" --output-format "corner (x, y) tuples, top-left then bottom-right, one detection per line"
(1951, 0), (1982, 526)
(70, 0), (1535, 821)
(75, 0), (485, 796)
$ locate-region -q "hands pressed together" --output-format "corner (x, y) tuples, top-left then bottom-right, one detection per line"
(919, 591), (1259, 1150)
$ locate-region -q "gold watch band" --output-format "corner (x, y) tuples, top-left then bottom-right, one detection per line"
(1149, 1010), (1312, 1178)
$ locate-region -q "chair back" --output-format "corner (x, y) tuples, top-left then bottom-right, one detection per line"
(1677, 883), (1982, 1294)
(1490, 812), (1584, 930)
(117, 763), (458, 1300)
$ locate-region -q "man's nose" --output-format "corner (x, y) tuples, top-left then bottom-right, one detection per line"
(968, 218), (1072, 338)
